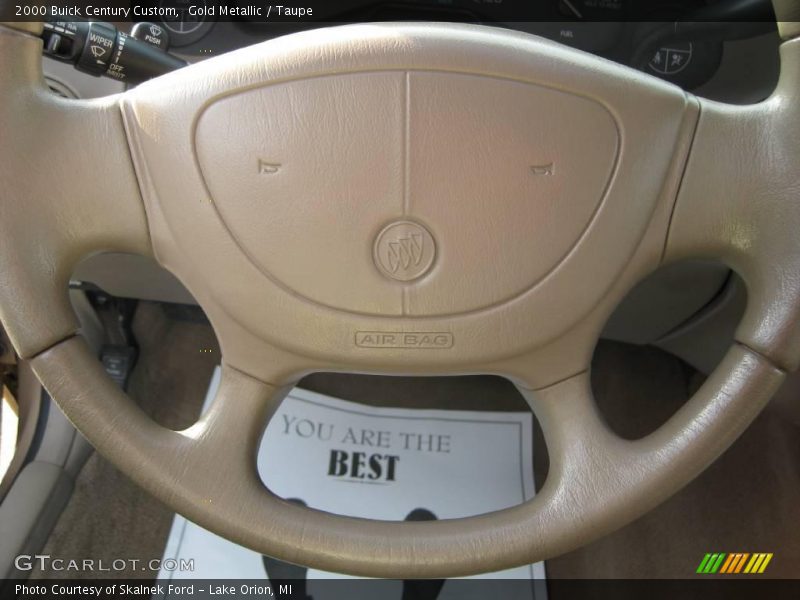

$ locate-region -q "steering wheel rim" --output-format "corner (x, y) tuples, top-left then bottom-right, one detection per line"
(0, 11), (798, 577)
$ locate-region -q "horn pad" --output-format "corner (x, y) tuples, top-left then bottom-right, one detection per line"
(195, 71), (618, 317)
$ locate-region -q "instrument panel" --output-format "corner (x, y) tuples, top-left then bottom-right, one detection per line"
(150, 0), (766, 90)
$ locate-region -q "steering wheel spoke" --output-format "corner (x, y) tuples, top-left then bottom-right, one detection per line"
(0, 23), (150, 359)
(190, 365), (290, 467)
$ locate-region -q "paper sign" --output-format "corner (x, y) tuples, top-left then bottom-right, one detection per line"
(159, 368), (546, 598)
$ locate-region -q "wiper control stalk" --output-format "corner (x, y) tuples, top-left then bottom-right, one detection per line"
(40, 20), (187, 86)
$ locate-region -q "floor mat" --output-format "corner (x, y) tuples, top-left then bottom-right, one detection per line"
(30, 304), (800, 581)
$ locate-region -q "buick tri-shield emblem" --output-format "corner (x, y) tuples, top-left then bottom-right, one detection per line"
(373, 220), (436, 282)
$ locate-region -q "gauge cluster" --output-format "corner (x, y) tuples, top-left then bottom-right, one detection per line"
(147, 0), (768, 92)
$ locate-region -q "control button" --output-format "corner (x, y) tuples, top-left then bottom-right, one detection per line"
(131, 22), (170, 52)
(45, 33), (62, 54)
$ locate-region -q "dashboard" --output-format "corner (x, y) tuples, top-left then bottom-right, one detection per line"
(150, 0), (777, 91)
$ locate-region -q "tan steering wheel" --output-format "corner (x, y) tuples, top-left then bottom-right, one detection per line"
(1, 9), (799, 578)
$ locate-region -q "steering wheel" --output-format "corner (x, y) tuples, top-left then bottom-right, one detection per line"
(1, 7), (799, 578)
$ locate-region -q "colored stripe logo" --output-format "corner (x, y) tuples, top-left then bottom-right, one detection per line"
(696, 553), (773, 574)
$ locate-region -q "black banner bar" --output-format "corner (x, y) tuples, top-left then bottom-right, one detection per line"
(0, 0), (785, 23)
(2, 579), (800, 600)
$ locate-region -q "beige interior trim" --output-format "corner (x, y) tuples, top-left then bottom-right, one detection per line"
(773, 0), (800, 40)
(0, 22), (43, 36)
(0, 362), (40, 503)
